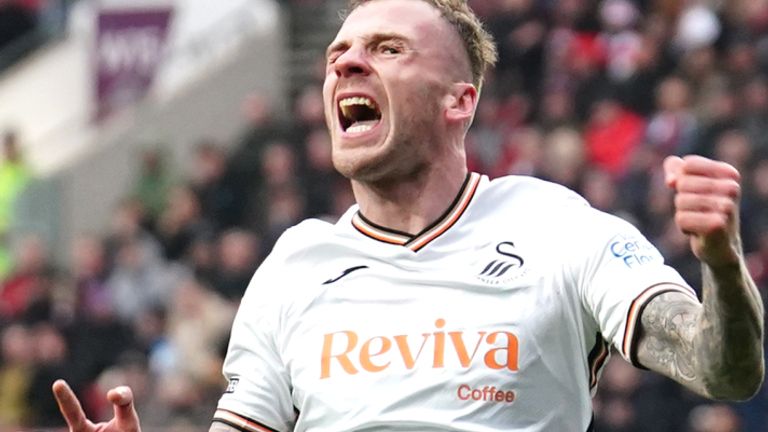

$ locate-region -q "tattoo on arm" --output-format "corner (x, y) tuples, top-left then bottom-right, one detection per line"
(636, 264), (765, 400)
(635, 292), (706, 393)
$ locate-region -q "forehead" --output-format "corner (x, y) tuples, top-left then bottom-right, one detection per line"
(334, 0), (449, 45)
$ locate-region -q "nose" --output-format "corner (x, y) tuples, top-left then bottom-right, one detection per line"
(334, 44), (371, 78)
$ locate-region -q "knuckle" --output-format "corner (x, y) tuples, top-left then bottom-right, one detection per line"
(726, 180), (741, 198)
(674, 194), (686, 209)
(719, 198), (736, 214)
(675, 212), (688, 227)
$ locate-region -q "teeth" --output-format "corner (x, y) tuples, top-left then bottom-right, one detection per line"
(337, 96), (381, 133)
(339, 96), (376, 108)
(339, 96), (378, 119)
(347, 124), (374, 133)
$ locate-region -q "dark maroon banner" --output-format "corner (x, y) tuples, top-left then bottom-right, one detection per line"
(95, 8), (173, 121)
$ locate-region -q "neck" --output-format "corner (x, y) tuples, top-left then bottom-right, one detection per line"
(351, 160), (468, 234)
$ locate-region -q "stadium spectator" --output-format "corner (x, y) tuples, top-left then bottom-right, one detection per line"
(26, 322), (71, 426)
(0, 234), (52, 321)
(538, 126), (584, 190)
(301, 127), (345, 219)
(645, 76), (698, 156)
(189, 141), (245, 231)
(106, 235), (185, 325)
(132, 148), (174, 226)
(0, 323), (34, 428)
(210, 229), (261, 301)
(155, 185), (212, 262)
(583, 93), (646, 177)
(0, 131), (32, 278)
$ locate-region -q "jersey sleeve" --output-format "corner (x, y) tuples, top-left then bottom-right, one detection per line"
(214, 247), (297, 432)
(573, 207), (699, 368)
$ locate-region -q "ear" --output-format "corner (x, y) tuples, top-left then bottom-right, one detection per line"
(444, 83), (478, 126)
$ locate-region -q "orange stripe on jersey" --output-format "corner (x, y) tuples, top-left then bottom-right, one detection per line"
(352, 213), (410, 245)
(407, 172), (481, 252)
(621, 283), (698, 366)
(351, 172), (482, 252)
(587, 334), (610, 390)
(212, 409), (280, 432)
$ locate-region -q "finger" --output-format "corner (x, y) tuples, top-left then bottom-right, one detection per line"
(675, 194), (737, 215)
(52, 379), (88, 431)
(107, 386), (140, 430)
(674, 176), (741, 198)
(663, 155), (684, 187)
(680, 155), (741, 181)
(675, 211), (730, 235)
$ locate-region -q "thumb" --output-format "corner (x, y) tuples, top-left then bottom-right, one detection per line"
(106, 386), (141, 431)
(663, 155), (684, 188)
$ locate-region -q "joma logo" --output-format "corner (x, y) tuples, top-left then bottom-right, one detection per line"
(320, 319), (519, 379)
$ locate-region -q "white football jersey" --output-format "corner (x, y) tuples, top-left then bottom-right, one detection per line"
(214, 173), (697, 432)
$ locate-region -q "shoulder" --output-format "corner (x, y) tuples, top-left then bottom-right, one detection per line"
(479, 174), (643, 237)
(268, 218), (337, 263)
(478, 174), (590, 212)
(240, 218), (336, 299)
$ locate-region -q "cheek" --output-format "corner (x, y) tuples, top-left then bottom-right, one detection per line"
(322, 77), (336, 107)
(401, 84), (441, 119)
(322, 87), (335, 125)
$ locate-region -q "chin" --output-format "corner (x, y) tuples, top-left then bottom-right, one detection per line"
(335, 153), (423, 185)
(332, 139), (388, 180)
(332, 156), (379, 181)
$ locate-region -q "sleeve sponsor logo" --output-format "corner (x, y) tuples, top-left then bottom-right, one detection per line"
(608, 234), (661, 268)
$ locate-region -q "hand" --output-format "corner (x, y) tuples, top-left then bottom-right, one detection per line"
(52, 379), (142, 432)
(664, 155), (742, 267)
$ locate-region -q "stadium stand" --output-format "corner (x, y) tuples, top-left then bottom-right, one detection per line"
(0, 0), (766, 431)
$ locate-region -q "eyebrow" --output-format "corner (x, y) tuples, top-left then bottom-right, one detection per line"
(326, 32), (410, 59)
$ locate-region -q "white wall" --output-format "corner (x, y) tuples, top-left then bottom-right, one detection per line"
(0, 0), (281, 176)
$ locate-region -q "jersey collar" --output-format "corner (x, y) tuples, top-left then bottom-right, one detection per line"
(351, 172), (481, 252)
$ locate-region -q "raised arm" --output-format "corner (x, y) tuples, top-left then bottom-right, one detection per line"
(635, 156), (765, 400)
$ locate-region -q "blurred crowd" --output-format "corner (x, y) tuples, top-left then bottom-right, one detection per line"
(1, 0), (768, 431)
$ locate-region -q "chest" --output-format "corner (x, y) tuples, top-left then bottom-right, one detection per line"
(280, 238), (586, 412)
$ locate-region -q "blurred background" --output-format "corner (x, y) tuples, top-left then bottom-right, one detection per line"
(0, 0), (766, 431)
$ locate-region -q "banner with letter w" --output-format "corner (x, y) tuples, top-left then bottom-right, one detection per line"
(95, 7), (173, 121)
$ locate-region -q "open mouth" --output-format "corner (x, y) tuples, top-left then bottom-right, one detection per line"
(338, 96), (382, 133)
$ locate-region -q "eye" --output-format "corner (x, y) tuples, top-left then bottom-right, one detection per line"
(326, 44), (348, 65)
(378, 43), (402, 56)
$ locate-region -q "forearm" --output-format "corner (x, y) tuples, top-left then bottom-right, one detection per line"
(694, 261), (764, 398)
(636, 263), (765, 401)
(638, 154), (766, 399)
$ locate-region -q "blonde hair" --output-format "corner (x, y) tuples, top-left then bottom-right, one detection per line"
(345, 0), (497, 89)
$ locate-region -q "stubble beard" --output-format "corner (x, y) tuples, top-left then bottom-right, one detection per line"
(333, 91), (441, 185)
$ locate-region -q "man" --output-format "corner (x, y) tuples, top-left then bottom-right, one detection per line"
(53, 0), (765, 431)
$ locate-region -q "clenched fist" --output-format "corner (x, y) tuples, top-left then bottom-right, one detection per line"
(664, 155), (743, 268)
